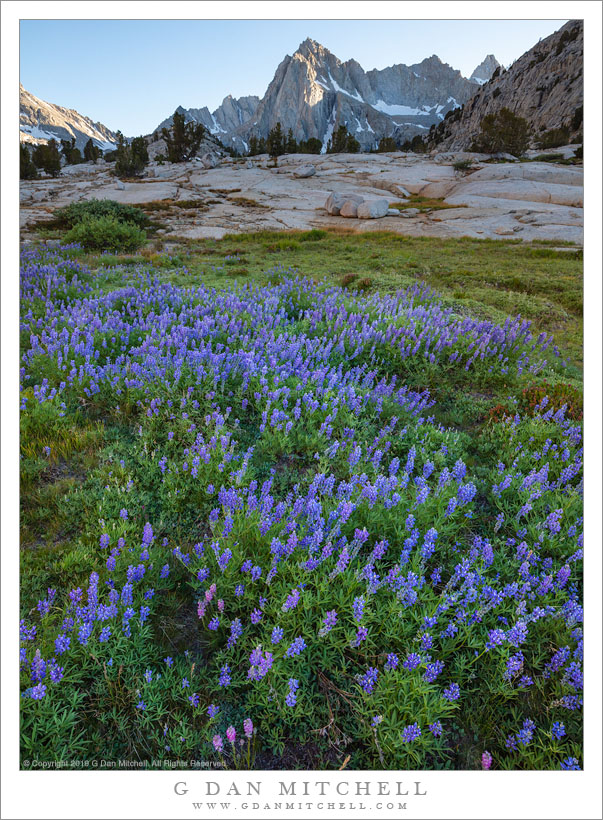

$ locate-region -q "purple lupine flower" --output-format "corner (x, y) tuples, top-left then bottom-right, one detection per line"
(424, 660), (444, 682)
(218, 665), (231, 687)
(401, 722), (421, 742)
(506, 621), (528, 647)
(285, 637), (306, 657)
(28, 683), (47, 700)
(282, 588), (301, 611)
(352, 596), (366, 622)
(54, 634), (70, 655)
(504, 652), (524, 680)
(443, 683), (460, 701)
(486, 628), (506, 650)
(517, 718), (536, 746)
(189, 693), (200, 707)
(120, 509), (128, 520)
(560, 757), (581, 770)
(207, 704), (219, 719)
(428, 721), (442, 737)
(404, 653), (422, 670)
(552, 722), (566, 739)
(285, 678), (299, 707)
(385, 653), (399, 671)
(271, 626), (284, 644)
(250, 608), (263, 625)
(320, 610), (338, 634)
(359, 667), (379, 694)
(352, 626), (368, 647)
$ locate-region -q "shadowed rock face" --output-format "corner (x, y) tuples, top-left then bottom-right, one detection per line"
(436, 21), (583, 150)
(155, 95), (261, 146)
(19, 85), (118, 151)
(152, 38), (499, 153)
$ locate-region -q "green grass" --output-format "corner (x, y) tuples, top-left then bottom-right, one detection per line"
(389, 195), (466, 212)
(76, 230), (582, 368)
(19, 232), (583, 770)
(22, 230), (582, 598)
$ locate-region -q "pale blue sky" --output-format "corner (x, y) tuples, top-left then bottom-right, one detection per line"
(20, 19), (568, 136)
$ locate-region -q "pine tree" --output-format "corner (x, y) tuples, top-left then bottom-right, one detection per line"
(257, 137), (267, 154)
(20, 144), (38, 179)
(60, 137), (82, 165)
(285, 128), (298, 154)
(161, 111), (206, 162)
(33, 139), (62, 176)
(84, 138), (101, 163)
(471, 108), (531, 156)
(248, 136), (258, 156)
(377, 136), (398, 153)
(115, 135), (149, 178)
(299, 137), (322, 154)
(131, 136), (149, 165)
(267, 122), (285, 159)
(327, 125), (359, 154)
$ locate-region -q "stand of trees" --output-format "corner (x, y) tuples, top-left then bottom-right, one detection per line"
(31, 139), (62, 177)
(470, 108), (531, 156)
(20, 144), (38, 179)
(161, 110), (206, 162)
(84, 138), (102, 163)
(60, 138), (83, 165)
(326, 125), (360, 154)
(114, 132), (149, 178)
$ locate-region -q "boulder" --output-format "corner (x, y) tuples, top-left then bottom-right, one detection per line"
(115, 180), (126, 190)
(387, 208), (401, 216)
(356, 198), (390, 219)
(246, 160), (253, 169)
(325, 191), (364, 215)
(198, 152), (221, 169)
(340, 200), (360, 218)
(293, 164), (316, 178)
(490, 152), (518, 162)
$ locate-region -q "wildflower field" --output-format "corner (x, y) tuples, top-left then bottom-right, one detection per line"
(19, 236), (583, 771)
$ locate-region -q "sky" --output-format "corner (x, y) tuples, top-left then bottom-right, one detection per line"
(20, 19), (568, 136)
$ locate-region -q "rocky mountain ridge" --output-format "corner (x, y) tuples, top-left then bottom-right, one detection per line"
(433, 21), (583, 150)
(154, 39), (499, 152)
(19, 84), (118, 151)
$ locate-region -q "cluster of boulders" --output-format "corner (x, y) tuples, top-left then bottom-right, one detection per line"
(325, 192), (397, 220)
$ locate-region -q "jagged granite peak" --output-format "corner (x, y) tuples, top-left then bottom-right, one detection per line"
(152, 38), (505, 153)
(19, 84), (118, 151)
(435, 21), (583, 151)
(155, 94), (260, 143)
(470, 54), (501, 85)
(225, 39), (481, 151)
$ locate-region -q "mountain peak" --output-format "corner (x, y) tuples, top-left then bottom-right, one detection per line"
(295, 38), (331, 59)
(469, 54), (501, 84)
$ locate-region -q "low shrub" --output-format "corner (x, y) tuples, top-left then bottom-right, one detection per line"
(64, 215), (146, 252)
(53, 199), (149, 230)
(536, 128), (570, 150)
